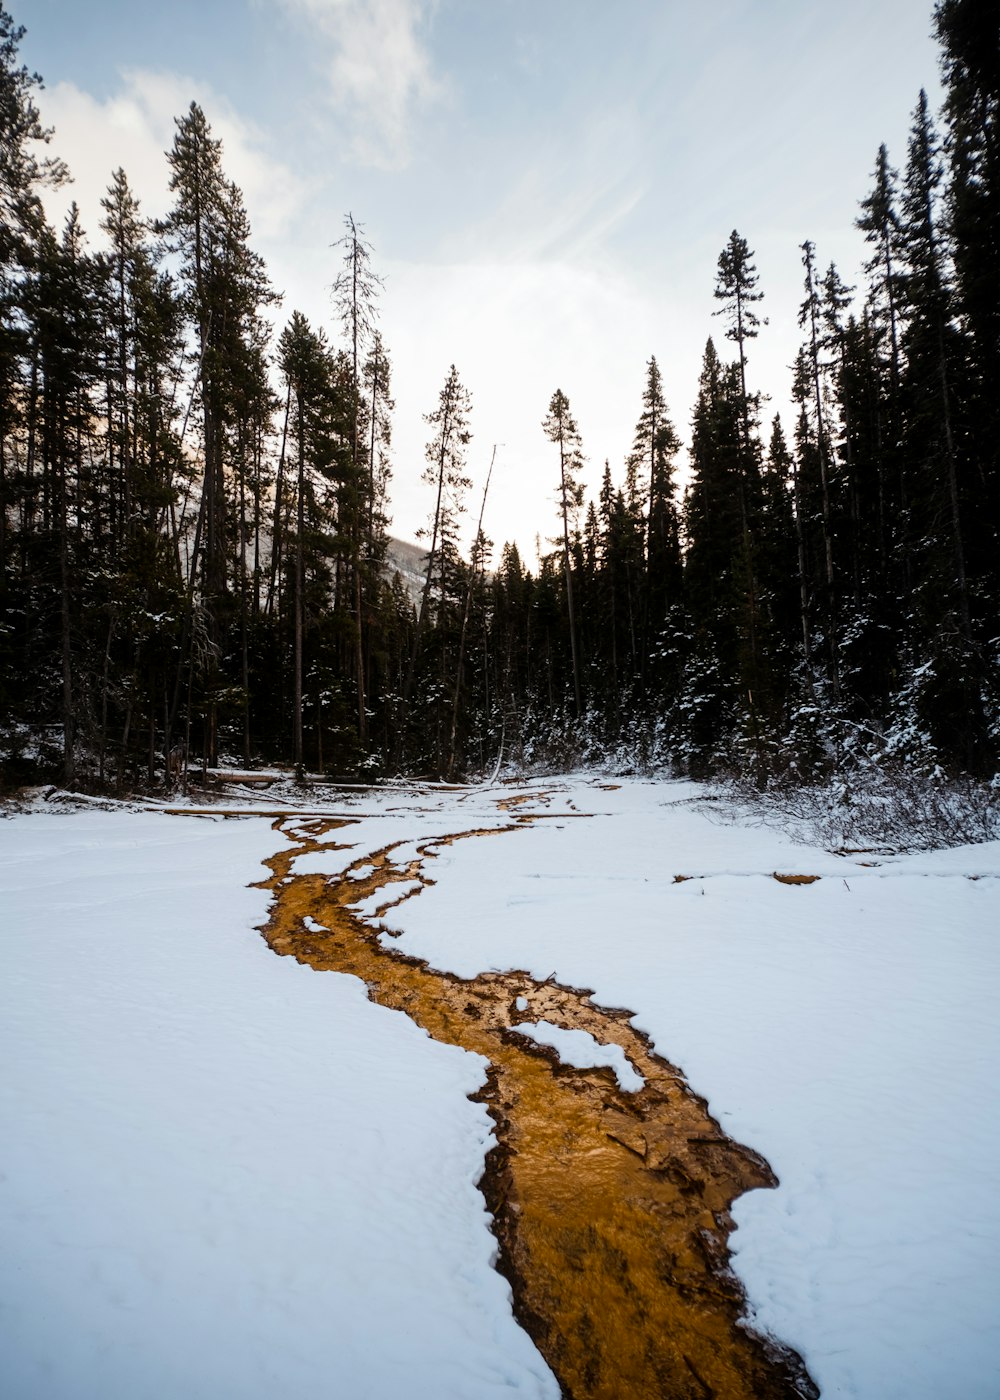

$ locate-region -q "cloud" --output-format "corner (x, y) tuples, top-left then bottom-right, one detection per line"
(38, 69), (308, 246)
(448, 99), (648, 268)
(378, 256), (701, 559)
(281, 0), (443, 168)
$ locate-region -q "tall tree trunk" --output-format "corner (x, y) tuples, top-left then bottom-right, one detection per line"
(559, 436), (582, 717)
(404, 404), (451, 710)
(266, 384), (291, 617)
(293, 388), (305, 772)
(56, 442), (75, 786)
(792, 419), (813, 679)
(446, 448), (495, 779)
(98, 613), (116, 786)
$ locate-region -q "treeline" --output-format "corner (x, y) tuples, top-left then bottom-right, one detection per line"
(0, 0), (997, 789)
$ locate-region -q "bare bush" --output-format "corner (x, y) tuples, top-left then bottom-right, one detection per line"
(717, 763), (1000, 853)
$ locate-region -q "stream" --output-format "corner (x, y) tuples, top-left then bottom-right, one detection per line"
(254, 807), (819, 1400)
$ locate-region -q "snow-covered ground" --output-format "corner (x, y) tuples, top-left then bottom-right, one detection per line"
(2, 777), (999, 1399)
(0, 807), (557, 1400)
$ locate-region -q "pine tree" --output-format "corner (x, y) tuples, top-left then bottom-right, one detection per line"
(857, 145), (904, 400)
(934, 0), (1000, 581)
(595, 463), (628, 695)
(855, 143), (912, 612)
(682, 339), (747, 761)
(542, 389), (585, 716)
(332, 213), (383, 743)
(627, 356), (681, 668)
(31, 206), (106, 782)
(446, 446), (495, 779)
(161, 103), (225, 590)
(898, 88), (969, 635)
(797, 240), (839, 691)
(161, 106), (275, 767)
(712, 230), (766, 448)
(359, 328), (394, 745)
(896, 81), (989, 769)
(277, 311), (339, 772)
(0, 4), (68, 725)
(712, 232), (766, 694)
(98, 168), (185, 537)
(758, 415), (799, 676)
(404, 365), (472, 761)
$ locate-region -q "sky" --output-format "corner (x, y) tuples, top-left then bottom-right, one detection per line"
(23, 0), (945, 562)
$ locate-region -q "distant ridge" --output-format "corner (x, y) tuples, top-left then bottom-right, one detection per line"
(384, 537), (428, 604)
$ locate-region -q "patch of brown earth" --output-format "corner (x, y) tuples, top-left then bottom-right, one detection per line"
(254, 815), (818, 1400)
(496, 790), (559, 813)
(673, 874), (822, 887)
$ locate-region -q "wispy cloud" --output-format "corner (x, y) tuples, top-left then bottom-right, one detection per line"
(39, 69), (308, 244)
(452, 102), (648, 267)
(281, 0), (443, 168)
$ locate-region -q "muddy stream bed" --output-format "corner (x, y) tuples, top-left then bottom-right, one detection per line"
(248, 805), (819, 1400)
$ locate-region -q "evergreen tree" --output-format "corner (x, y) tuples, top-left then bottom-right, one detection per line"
(542, 388), (585, 717)
(797, 240), (839, 689)
(934, 0), (1000, 579)
(682, 339), (747, 761)
(3, 0), (999, 790)
(359, 328), (394, 746)
(897, 82), (989, 768)
(332, 212), (383, 743)
(857, 144), (904, 400)
(627, 356), (681, 667)
(856, 144), (911, 605)
(758, 415), (799, 666)
(712, 229), (766, 447)
(712, 232), (766, 695)
(277, 311), (340, 772)
(0, 4), (68, 722)
(403, 365), (472, 767)
(160, 105), (275, 766)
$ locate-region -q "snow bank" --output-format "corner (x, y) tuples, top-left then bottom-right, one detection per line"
(512, 1020), (644, 1092)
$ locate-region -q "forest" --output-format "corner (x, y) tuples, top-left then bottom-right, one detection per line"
(0, 0), (997, 791)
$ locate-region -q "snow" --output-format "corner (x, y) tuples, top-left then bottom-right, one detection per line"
(0, 810), (558, 1400)
(374, 777), (1000, 1400)
(351, 879), (422, 918)
(511, 1019), (645, 1092)
(3, 777), (999, 1400)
